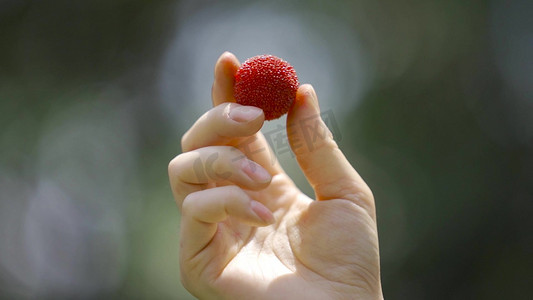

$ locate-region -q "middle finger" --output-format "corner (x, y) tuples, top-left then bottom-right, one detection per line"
(169, 145), (272, 207)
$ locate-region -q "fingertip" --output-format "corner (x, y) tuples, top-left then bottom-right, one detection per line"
(216, 51), (234, 65)
(288, 84), (320, 122)
(227, 103), (265, 123)
(297, 83), (315, 96)
(296, 84), (319, 110)
(215, 51), (240, 77)
(213, 52), (241, 106)
(250, 200), (275, 225)
(221, 103), (265, 136)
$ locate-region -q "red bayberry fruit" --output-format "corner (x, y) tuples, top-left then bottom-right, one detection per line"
(234, 55), (299, 120)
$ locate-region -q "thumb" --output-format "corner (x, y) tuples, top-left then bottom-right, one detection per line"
(287, 84), (375, 218)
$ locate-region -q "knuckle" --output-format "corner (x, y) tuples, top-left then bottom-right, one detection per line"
(168, 154), (180, 170)
(208, 147), (240, 180)
(224, 185), (247, 200)
(341, 181), (374, 207)
(208, 152), (224, 173)
(316, 177), (376, 215)
(168, 158), (176, 177)
(181, 192), (198, 216)
(180, 129), (193, 152)
(168, 152), (189, 179)
(311, 132), (337, 154)
(168, 156), (181, 181)
(229, 148), (246, 166)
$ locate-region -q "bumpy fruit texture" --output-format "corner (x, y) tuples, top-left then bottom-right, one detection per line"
(234, 55), (299, 120)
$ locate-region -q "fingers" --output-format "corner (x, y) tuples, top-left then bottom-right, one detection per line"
(180, 101), (283, 175)
(180, 185), (274, 259)
(212, 51), (240, 106)
(286, 84), (376, 219)
(183, 52), (285, 175)
(169, 146), (272, 207)
(181, 102), (264, 152)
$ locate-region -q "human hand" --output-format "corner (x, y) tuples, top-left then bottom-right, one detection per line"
(168, 52), (383, 299)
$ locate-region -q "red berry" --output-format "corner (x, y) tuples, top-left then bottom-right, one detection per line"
(234, 55), (299, 120)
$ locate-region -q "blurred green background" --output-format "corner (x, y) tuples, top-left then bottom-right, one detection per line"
(1, 0), (531, 299)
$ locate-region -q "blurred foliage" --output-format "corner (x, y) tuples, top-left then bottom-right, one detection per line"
(1, 0), (531, 299)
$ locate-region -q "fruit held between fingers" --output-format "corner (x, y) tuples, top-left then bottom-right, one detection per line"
(234, 55), (299, 121)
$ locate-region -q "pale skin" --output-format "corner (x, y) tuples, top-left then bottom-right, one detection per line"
(168, 52), (384, 299)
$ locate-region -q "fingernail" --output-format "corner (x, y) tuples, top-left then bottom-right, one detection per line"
(250, 200), (275, 224)
(229, 105), (263, 122)
(242, 159), (271, 183)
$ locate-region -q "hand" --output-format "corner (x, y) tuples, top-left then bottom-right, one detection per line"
(168, 52), (383, 299)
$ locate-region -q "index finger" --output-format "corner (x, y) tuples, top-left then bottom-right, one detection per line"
(211, 51), (240, 106)
(205, 51), (285, 175)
